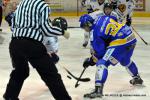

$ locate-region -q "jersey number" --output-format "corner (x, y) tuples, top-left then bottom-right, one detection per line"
(105, 19), (122, 37)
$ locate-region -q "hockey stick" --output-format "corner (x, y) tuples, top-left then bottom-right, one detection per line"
(68, 26), (80, 29)
(63, 67), (90, 82)
(75, 68), (87, 88)
(132, 26), (148, 45)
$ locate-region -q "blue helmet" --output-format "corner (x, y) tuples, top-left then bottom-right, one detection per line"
(79, 14), (94, 28)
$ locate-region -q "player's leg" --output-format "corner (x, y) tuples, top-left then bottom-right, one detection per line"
(84, 60), (109, 98)
(84, 48), (115, 98)
(126, 61), (143, 85)
(120, 45), (143, 85)
(28, 43), (71, 100)
(83, 32), (89, 47)
(3, 40), (29, 100)
(84, 46), (130, 98)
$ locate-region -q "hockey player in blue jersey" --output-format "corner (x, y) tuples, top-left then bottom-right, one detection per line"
(79, 14), (143, 98)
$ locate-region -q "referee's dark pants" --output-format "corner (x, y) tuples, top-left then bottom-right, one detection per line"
(4, 38), (71, 100)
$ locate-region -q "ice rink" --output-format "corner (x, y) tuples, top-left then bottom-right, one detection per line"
(0, 17), (150, 100)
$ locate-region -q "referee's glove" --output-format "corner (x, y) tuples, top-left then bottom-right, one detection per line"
(63, 31), (70, 39)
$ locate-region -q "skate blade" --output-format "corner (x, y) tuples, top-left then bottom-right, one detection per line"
(83, 97), (103, 100)
(132, 84), (146, 88)
(84, 95), (102, 99)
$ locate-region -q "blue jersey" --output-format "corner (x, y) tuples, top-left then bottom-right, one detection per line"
(90, 16), (136, 60)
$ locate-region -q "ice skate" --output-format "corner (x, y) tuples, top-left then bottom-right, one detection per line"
(130, 76), (143, 85)
(84, 86), (103, 99)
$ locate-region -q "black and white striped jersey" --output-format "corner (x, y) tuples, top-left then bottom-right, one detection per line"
(12, 0), (64, 42)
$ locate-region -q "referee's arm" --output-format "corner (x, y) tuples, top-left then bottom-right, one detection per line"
(11, 12), (15, 33)
(11, 13), (15, 28)
(41, 6), (64, 37)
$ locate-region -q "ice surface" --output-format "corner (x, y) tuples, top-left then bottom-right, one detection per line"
(0, 17), (150, 100)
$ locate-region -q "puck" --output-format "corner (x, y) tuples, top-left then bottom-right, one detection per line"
(67, 75), (72, 79)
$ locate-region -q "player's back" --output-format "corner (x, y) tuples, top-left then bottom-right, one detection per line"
(93, 16), (136, 47)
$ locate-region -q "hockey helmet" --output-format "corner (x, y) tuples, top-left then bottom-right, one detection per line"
(52, 17), (68, 31)
(104, 3), (113, 10)
(79, 14), (94, 29)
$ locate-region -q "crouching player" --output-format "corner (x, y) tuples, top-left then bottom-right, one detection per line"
(79, 14), (143, 98)
(43, 17), (68, 64)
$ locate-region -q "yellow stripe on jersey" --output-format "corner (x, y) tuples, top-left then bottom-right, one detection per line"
(109, 33), (136, 47)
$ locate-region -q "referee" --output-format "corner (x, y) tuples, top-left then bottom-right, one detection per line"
(3, 0), (71, 100)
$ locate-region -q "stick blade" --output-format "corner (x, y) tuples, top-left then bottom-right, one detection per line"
(145, 42), (149, 45)
(79, 78), (90, 82)
(75, 83), (80, 88)
(67, 75), (72, 79)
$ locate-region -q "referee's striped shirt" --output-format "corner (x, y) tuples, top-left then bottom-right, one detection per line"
(12, 0), (64, 42)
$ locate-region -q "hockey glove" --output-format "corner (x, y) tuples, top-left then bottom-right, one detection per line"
(126, 15), (132, 26)
(83, 57), (96, 68)
(49, 53), (59, 64)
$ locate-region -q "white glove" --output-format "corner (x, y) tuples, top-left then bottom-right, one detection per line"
(63, 31), (70, 39)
